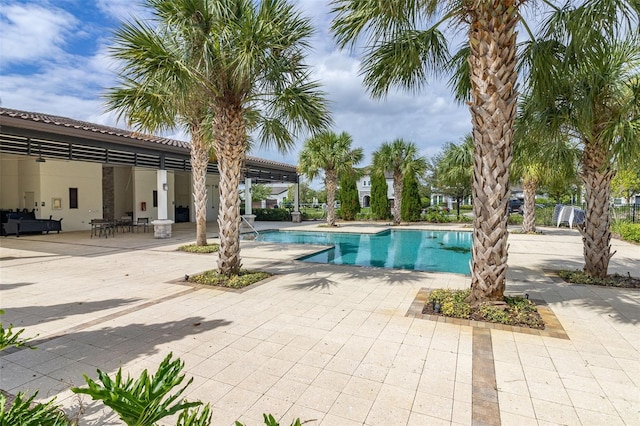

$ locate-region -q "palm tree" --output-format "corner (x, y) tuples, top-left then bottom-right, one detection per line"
(436, 135), (474, 220)
(106, 0), (215, 246)
(109, 0), (330, 275)
(512, 124), (580, 233)
(372, 139), (427, 225)
(331, 0), (521, 303)
(523, 3), (640, 277)
(298, 131), (364, 226)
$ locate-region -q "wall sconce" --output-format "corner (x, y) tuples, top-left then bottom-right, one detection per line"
(162, 183), (168, 191)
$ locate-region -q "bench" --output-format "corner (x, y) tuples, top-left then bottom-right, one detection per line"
(3, 216), (63, 237)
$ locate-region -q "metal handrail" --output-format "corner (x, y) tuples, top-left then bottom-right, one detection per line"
(241, 215), (259, 238)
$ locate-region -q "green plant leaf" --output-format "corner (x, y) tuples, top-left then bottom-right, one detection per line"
(0, 392), (70, 426)
(72, 353), (201, 426)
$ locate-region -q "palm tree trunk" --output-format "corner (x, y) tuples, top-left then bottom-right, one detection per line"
(213, 102), (246, 275)
(326, 169), (337, 226)
(580, 142), (614, 278)
(392, 171), (403, 225)
(522, 176), (537, 233)
(466, 0), (519, 305)
(190, 125), (209, 246)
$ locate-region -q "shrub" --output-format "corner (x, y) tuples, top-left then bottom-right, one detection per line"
(611, 221), (640, 243)
(355, 211), (372, 220)
(401, 173), (422, 222)
(5, 354), (302, 426)
(370, 171), (391, 220)
(178, 243), (220, 254)
(73, 353), (205, 426)
(507, 214), (523, 225)
(423, 209), (450, 223)
(188, 270), (272, 289)
(426, 289), (544, 328)
(558, 270), (640, 288)
(429, 289), (472, 318)
(1, 309), (36, 352)
(339, 170), (361, 220)
(253, 208), (291, 221)
(453, 214), (473, 223)
(0, 392), (70, 426)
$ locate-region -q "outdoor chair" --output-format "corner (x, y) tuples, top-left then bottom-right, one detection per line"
(135, 217), (149, 233)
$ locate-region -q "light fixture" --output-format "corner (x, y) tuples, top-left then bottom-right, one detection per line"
(162, 183), (168, 191)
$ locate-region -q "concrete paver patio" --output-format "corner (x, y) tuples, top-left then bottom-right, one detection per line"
(1, 221), (638, 425)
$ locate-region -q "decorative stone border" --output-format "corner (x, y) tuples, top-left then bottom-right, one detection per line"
(406, 288), (569, 339)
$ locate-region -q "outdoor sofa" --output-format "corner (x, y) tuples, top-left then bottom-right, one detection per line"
(2, 215), (63, 237)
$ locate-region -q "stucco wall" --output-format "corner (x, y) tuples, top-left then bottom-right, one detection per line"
(206, 175), (219, 222)
(18, 159), (42, 213)
(114, 166), (134, 218)
(0, 157), (20, 209)
(39, 159), (102, 231)
(133, 168), (158, 221)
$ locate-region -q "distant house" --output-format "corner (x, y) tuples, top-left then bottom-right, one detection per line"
(242, 183), (290, 208)
(356, 173), (394, 208)
(264, 184), (290, 208)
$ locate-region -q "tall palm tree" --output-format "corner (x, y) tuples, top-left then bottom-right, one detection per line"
(106, 0), (216, 246)
(331, 0), (521, 303)
(298, 131), (364, 226)
(110, 0), (330, 275)
(372, 139), (427, 225)
(523, 3), (640, 277)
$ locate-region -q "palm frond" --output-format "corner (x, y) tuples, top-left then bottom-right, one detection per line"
(361, 28), (449, 98)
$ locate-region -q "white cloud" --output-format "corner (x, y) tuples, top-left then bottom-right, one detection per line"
(96, 0), (150, 22)
(0, 3), (78, 66)
(1, 0), (474, 175)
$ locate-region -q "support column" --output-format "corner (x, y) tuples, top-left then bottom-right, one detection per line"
(152, 169), (174, 238)
(245, 177), (252, 215)
(291, 176), (302, 223)
(157, 169), (168, 219)
(242, 177), (256, 228)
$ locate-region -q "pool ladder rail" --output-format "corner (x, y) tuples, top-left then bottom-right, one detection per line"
(241, 216), (260, 240)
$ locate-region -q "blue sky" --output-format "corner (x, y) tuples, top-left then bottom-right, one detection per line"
(0, 0), (472, 170)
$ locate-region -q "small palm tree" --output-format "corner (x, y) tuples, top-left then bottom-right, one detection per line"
(512, 124), (580, 233)
(436, 135), (473, 220)
(298, 131), (363, 226)
(523, 3), (640, 277)
(372, 139), (426, 225)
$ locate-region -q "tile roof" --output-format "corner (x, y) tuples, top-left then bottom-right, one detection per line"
(0, 107), (297, 171)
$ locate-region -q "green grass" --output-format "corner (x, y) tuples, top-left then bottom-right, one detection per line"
(178, 243), (220, 253)
(188, 270), (272, 289)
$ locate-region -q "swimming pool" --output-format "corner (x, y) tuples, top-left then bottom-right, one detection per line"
(255, 229), (472, 274)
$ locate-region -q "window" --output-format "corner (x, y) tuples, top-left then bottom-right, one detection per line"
(153, 190), (158, 207)
(69, 188), (78, 209)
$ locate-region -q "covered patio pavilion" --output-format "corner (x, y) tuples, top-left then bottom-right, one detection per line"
(0, 107), (300, 234)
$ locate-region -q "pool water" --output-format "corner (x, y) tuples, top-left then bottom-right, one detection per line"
(255, 229), (472, 274)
